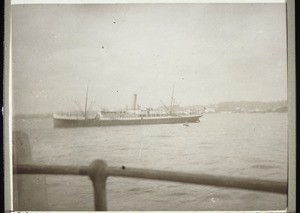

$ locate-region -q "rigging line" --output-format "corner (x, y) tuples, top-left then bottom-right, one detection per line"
(84, 86), (89, 119)
(74, 100), (84, 116)
(170, 83), (175, 113)
(74, 100), (80, 110)
(88, 101), (96, 112)
(160, 100), (172, 115)
(87, 101), (93, 111)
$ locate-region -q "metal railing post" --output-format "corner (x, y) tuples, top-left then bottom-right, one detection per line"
(88, 160), (108, 211)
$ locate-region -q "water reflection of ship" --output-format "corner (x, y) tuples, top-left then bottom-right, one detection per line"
(53, 88), (203, 128)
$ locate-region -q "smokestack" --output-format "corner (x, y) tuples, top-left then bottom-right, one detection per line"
(132, 94), (137, 110)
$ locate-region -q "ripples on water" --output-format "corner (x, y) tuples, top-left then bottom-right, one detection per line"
(14, 113), (288, 211)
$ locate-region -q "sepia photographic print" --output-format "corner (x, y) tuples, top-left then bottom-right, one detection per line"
(6, 0), (295, 212)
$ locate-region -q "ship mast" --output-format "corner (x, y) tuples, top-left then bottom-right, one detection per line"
(84, 86), (89, 120)
(170, 83), (175, 115)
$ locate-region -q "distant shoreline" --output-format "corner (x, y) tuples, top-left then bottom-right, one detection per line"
(13, 100), (287, 119)
(14, 113), (53, 119)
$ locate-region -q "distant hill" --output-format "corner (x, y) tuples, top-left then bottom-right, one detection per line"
(209, 101), (287, 113)
(157, 101), (288, 113)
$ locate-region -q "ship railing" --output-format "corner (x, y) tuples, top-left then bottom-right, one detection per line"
(14, 159), (287, 211)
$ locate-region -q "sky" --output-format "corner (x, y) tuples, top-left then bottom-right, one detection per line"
(12, 3), (287, 114)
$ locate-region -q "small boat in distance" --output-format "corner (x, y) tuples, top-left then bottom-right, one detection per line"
(53, 87), (203, 128)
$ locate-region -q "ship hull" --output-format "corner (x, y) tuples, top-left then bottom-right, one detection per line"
(53, 115), (202, 128)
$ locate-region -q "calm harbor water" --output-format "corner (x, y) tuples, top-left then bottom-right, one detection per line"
(13, 113), (288, 211)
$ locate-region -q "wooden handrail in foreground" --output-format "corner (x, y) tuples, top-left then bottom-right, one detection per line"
(14, 159), (287, 211)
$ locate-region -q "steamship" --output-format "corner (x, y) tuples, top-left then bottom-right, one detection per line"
(53, 89), (203, 128)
